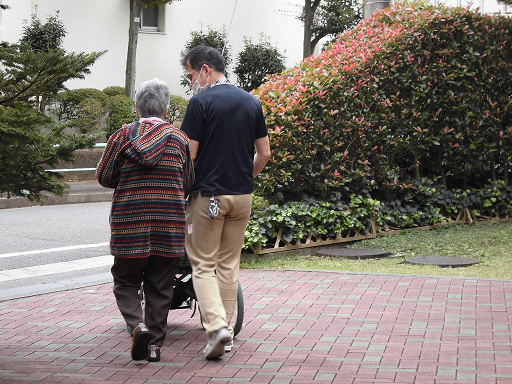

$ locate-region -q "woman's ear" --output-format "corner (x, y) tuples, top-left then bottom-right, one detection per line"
(164, 106), (169, 119)
(135, 105), (140, 116)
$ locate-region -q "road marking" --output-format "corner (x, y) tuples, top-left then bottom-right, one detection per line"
(0, 255), (113, 282)
(0, 243), (110, 259)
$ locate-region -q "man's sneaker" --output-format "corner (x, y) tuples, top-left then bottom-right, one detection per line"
(204, 327), (232, 359)
(131, 322), (152, 360)
(224, 339), (234, 352)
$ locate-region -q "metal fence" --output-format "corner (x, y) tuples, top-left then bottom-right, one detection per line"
(46, 143), (106, 173)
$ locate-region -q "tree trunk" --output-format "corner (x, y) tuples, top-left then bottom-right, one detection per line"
(125, 0), (143, 99)
(303, 0), (313, 59)
(303, 0), (321, 59)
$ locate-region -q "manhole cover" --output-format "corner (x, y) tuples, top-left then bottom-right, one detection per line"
(317, 248), (391, 260)
(404, 256), (480, 268)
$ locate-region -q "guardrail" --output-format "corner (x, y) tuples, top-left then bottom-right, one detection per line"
(46, 143), (106, 173)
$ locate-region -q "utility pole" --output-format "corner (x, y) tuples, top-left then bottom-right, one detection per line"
(364, 0), (390, 18)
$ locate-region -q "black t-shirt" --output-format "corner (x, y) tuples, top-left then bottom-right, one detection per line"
(181, 84), (268, 196)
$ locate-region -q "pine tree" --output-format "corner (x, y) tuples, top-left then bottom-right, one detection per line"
(0, 12), (105, 201)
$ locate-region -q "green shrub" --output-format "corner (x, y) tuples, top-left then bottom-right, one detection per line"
(104, 94), (137, 138)
(234, 35), (286, 92)
(253, 3), (512, 203)
(53, 88), (108, 121)
(181, 26), (232, 91)
(19, 10), (66, 53)
(244, 194), (379, 251)
(244, 181), (512, 251)
(67, 98), (104, 134)
(168, 95), (189, 124)
(102, 86), (126, 97)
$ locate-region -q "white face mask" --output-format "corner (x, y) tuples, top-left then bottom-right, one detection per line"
(191, 67), (210, 95)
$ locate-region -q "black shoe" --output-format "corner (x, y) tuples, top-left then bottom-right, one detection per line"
(131, 323), (151, 360)
(147, 343), (160, 362)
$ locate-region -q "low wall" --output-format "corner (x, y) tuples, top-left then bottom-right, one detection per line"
(51, 148), (104, 181)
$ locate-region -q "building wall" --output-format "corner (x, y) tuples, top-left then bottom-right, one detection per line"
(436, 0), (511, 14)
(0, 0), (305, 98)
(1, 0), (509, 98)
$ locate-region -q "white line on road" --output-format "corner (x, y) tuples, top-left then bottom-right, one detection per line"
(0, 255), (113, 282)
(0, 243), (110, 259)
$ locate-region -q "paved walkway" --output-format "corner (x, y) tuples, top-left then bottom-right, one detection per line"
(0, 269), (511, 383)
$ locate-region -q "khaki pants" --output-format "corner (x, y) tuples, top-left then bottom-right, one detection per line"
(185, 193), (252, 336)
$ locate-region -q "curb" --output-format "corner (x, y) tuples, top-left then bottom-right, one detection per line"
(0, 187), (113, 209)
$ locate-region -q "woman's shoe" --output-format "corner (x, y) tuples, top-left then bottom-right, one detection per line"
(131, 323), (152, 360)
(147, 343), (160, 362)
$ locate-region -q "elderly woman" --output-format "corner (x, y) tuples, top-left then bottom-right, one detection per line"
(96, 78), (193, 362)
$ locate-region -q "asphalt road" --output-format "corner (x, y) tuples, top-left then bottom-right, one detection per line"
(0, 201), (114, 300)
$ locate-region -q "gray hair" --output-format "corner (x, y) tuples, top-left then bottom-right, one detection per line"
(135, 78), (170, 118)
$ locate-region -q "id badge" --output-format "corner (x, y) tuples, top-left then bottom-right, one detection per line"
(208, 195), (220, 220)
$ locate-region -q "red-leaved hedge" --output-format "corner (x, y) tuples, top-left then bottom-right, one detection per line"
(254, 2), (512, 203)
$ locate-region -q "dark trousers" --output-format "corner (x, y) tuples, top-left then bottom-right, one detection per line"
(111, 256), (178, 347)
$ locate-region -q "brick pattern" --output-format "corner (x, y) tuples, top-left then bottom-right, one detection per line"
(0, 270), (511, 383)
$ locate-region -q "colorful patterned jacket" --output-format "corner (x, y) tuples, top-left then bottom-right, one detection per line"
(96, 122), (194, 258)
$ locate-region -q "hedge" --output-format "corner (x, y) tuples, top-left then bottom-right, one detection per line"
(253, 3), (512, 203)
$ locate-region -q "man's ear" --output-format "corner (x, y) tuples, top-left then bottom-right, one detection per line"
(203, 64), (212, 75)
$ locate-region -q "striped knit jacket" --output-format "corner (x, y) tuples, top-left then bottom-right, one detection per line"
(96, 121), (194, 258)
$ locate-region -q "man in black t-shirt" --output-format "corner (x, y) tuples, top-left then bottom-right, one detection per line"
(180, 45), (270, 359)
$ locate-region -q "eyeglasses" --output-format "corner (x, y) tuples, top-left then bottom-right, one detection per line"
(186, 65), (209, 83)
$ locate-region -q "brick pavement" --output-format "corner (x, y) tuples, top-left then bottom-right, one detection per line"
(0, 269), (511, 383)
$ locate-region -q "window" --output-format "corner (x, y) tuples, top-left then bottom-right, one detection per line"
(140, 5), (159, 32)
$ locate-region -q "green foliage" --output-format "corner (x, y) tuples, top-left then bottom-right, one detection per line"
(141, 0), (177, 7)
(244, 194), (379, 250)
(181, 26), (232, 90)
(54, 87), (187, 137)
(105, 94), (137, 138)
(53, 88), (108, 120)
(234, 35), (286, 92)
(243, 181), (512, 251)
(102, 86), (126, 97)
(68, 98), (104, 134)
(254, 3), (512, 203)
(102, 86), (137, 138)
(298, 0), (362, 55)
(168, 95), (189, 124)
(0, 39), (105, 200)
(19, 10), (66, 53)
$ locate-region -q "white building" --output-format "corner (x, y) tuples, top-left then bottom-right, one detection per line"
(0, 0), (306, 97)
(0, 0), (509, 98)
(439, 0), (511, 14)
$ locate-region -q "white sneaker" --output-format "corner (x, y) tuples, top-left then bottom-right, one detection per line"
(204, 327), (232, 359)
(224, 339), (234, 352)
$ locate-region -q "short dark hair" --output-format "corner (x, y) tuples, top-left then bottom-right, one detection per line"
(180, 45), (225, 74)
(135, 78), (170, 119)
